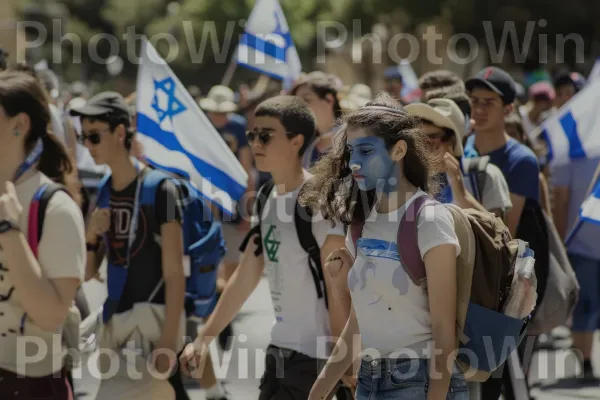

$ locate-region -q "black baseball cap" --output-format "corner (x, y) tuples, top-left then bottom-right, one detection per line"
(465, 67), (517, 104)
(553, 71), (586, 93)
(70, 91), (130, 120)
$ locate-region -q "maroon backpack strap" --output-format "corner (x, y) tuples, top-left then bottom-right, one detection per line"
(350, 219), (365, 256)
(397, 195), (437, 287)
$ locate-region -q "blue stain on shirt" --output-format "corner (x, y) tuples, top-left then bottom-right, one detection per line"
(357, 238), (400, 261)
(435, 173), (453, 204)
(354, 238), (409, 296)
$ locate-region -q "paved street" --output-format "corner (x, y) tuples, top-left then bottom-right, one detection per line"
(75, 273), (600, 399)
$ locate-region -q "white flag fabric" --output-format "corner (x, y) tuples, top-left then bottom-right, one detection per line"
(398, 60), (421, 103)
(236, 0), (302, 84)
(581, 177), (600, 226)
(588, 57), (600, 83)
(136, 38), (248, 215)
(541, 78), (600, 167)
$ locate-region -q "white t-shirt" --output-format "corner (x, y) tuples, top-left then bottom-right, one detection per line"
(345, 190), (460, 359)
(0, 172), (85, 376)
(462, 163), (512, 214)
(252, 172), (345, 359)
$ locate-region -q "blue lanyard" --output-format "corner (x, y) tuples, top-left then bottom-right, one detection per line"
(13, 139), (43, 182)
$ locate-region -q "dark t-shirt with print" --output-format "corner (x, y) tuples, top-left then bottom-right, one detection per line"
(106, 171), (183, 313)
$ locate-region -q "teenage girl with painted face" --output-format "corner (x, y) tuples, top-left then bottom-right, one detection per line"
(303, 92), (469, 400)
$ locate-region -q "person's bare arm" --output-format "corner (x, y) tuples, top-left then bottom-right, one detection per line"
(179, 236), (265, 375)
(157, 221), (186, 352)
(204, 239), (264, 338)
(424, 243), (458, 400)
(309, 306), (360, 400)
(321, 235), (350, 341)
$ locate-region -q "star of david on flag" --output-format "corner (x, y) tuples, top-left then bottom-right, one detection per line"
(135, 38), (247, 215)
(151, 77), (187, 123)
(236, 0), (302, 86)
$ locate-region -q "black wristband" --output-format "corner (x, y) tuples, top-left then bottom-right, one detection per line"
(0, 220), (20, 235)
(86, 242), (99, 252)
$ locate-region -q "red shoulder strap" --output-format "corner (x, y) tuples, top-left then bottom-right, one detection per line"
(397, 195), (436, 286)
(27, 185), (45, 259)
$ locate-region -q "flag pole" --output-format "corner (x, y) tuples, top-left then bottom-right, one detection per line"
(221, 47), (239, 87)
(565, 161), (600, 246)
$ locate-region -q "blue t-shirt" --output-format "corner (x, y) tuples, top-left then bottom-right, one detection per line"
(216, 113), (248, 159)
(464, 136), (540, 204)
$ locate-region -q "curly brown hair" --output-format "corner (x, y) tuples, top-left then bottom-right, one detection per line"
(299, 92), (440, 225)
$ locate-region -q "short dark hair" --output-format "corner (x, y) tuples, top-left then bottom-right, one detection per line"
(290, 71), (343, 122)
(80, 113), (135, 151)
(254, 95), (316, 156)
(424, 86), (472, 118)
(418, 70), (464, 92)
(0, 71), (73, 182)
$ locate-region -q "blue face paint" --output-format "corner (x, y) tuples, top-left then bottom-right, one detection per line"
(347, 137), (398, 193)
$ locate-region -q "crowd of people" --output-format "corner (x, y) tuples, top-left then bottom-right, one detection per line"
(0, 44), (598, 400)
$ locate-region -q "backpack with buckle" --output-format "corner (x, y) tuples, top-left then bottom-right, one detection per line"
(239, 179), (328, 308)
(97, 168), (226, 321)
(350, 194), (534, 382)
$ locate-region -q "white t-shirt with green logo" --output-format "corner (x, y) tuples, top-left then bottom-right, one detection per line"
(252, 173), (345, 359)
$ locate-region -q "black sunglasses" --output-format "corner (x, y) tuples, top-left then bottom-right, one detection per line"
(78, 128), (110, 145)
(246, 130), (297, 146)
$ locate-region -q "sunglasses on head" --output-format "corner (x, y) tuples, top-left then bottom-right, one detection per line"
(246, 129), (297, 146)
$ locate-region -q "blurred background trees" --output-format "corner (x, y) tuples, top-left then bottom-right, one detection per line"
(11, 0), (600, 93)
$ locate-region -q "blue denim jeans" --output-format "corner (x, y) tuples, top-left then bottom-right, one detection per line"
(355, 358), (469, 400)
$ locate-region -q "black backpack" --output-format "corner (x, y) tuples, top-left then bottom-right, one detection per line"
(239, 180), (328, 308)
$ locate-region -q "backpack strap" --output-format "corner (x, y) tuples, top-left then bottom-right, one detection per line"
(28, 182), (68, 259)
(461, 156), (490, 203)
(294, 198), (328, 308)
(396, 195), (437, 287)
(239, 180), (275, 256)
(139, 169), (171, 207)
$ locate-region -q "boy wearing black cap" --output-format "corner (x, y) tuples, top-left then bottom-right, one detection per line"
(464, 67), (544, 400)
(70, 92), (226, 400)
(464, 67), (540, 237)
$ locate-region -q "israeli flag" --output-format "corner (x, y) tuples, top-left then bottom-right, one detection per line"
(136, 38), (248, 215)
(588, 57), (600, 83)
(541, 78), (600, 167)
(581, 177), (600, 225)
(236, 0), (302, 84)
(398, 60), (421, 103)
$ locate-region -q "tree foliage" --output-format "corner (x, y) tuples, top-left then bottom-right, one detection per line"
(14, 0), (600, 88)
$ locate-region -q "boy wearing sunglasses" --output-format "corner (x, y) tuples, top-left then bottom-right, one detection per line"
(180, 95), (348, 400)
(70, 92), (209, 399)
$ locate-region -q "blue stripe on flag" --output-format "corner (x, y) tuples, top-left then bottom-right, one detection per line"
(240, 33), (288, 62)
(235, 60), (285, 81)
(560, 111), (587, 159)
(541, 129), (554, 162)
(144, 155), (234, 217)
(137, 113), (246, 201)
